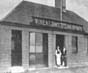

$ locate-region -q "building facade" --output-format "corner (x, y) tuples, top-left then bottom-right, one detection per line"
(0, 0), (88, 73)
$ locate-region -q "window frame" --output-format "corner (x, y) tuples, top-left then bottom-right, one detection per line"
(72, 36), (78, 54)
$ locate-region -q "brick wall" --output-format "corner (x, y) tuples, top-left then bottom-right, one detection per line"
(22, 31), (29, 69)
(66, 34), (88, 67)
(48, 32), (88, 67)
(0, 24), (88, 73)
(48, 33), (56, 68)
(0, 25), (11, 73)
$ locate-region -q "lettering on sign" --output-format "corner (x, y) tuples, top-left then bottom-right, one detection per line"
(31, 17), (83, 32)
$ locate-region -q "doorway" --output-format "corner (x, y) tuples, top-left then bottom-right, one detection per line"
(56, 34), (65, 52)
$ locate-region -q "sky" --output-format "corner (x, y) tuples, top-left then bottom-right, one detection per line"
(0, 0), (88, 21)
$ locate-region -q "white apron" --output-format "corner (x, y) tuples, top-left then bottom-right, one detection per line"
(56, 50), (61, 66)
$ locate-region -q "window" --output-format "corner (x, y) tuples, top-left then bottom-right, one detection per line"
(11, 30), (22, 66)
(72, 36), (78, 54)
(29, 32), (48, 68)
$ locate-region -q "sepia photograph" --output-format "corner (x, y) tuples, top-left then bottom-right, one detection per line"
(0, 0), (88, 73)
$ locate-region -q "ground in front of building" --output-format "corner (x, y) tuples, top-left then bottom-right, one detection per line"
(27, 66), (88, 73)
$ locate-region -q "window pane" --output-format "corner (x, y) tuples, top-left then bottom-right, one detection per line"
(30, 33), (35, 53)
(35, 33), (42, 46)
(36, 46), (43, 53)
(30, 46), (35, 53)
(35, 33), (43, 53)
(30, 33), (35, 46)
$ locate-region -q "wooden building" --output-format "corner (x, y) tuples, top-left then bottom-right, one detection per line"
(0, 0), (88, 73)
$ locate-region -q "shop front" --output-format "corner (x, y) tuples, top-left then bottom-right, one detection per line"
(0, 22), (88, 73)
(0, 1), (88, 73)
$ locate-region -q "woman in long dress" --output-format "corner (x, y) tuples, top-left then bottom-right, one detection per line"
(55, 46), (61, 67)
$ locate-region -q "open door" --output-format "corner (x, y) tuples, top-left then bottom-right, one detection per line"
(56, 34), (65, 52)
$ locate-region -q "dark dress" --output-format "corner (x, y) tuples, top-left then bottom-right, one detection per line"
(61, 50), (67, 66)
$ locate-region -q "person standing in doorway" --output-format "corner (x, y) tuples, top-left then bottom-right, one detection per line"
(61, 47), (67, 67)
(55, 46), (62, 67)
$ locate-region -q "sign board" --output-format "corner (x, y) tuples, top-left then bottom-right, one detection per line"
(31, 17), (83, 32)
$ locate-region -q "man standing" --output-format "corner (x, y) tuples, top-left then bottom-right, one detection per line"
(61, 48), (67, 67)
